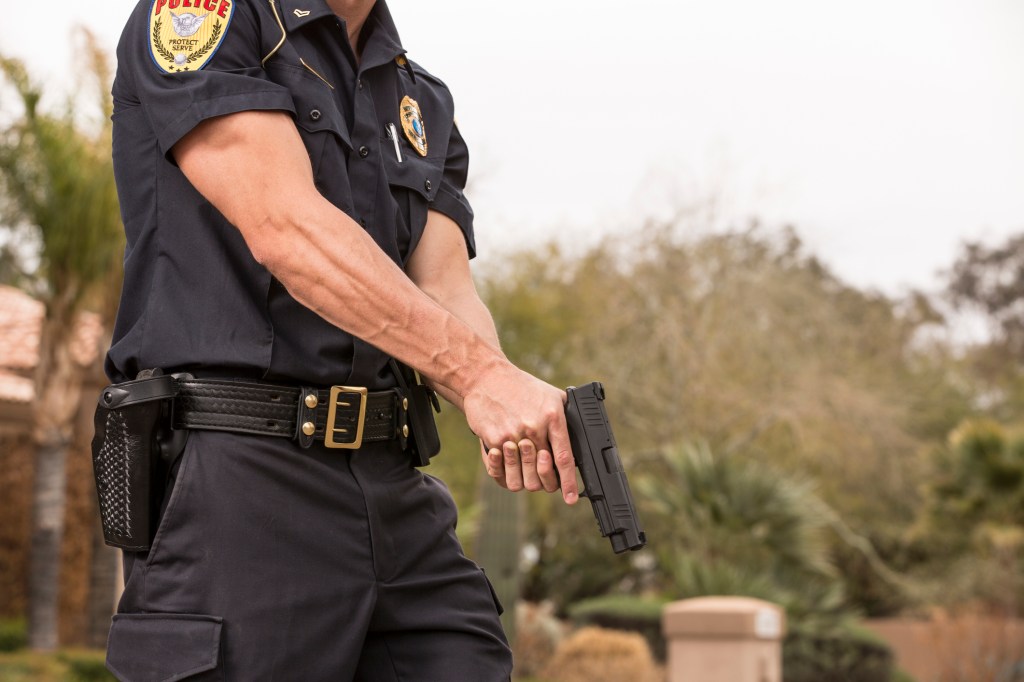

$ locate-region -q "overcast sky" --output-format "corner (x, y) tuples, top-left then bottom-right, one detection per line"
(3, 0), (1023, 294)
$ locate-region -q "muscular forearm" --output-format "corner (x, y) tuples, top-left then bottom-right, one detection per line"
(260, 201), (502, 398)
(404, 209), (502, 411)
(175, 112), (506, 400)
(418, 289), (501, 410)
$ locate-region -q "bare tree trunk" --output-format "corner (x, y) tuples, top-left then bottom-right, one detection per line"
(28, 314), (86, 650)
(27, 437), (69, 650)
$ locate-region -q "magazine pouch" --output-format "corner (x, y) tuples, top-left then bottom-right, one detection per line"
(389, 359), (441, 467)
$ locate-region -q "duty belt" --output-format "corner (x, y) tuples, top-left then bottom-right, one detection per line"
(171, 379), (410, 450)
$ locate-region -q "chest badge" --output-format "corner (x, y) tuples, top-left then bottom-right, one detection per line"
(148, 0), (236, 74)
(399, 96), (428, 157)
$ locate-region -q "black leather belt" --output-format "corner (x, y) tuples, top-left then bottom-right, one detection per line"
(171, 379), (410, 449)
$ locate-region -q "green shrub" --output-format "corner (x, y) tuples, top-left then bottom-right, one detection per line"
(57, 650), (113, 682)
(0, 618), (27, 653)
(567, 595), (668, 661)
(783, 621), (895, 682)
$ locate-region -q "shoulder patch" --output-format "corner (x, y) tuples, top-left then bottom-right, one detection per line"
(148, 0), (236, 73)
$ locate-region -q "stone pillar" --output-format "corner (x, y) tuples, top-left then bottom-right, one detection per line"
(663, 596), (786, 682)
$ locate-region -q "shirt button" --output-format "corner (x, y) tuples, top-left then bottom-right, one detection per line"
(310, 109), (321, 121)
(357, 79), (364, 90)
(358, 146), (370, 158)
(424, 179), (432, 192)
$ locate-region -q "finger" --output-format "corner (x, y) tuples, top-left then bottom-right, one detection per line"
(548, 412), (578, 504)
(483, 446), (507, 488)
(536, 448), (559, 493)
(503, 441), (524, 492)
(519, 438), (542, 492)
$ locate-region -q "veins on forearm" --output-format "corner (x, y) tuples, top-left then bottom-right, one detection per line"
(264, 209), (504, 400)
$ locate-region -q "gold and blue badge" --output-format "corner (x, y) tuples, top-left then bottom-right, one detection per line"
(400, 96), (428, 157)
(148, 0), (235, 73)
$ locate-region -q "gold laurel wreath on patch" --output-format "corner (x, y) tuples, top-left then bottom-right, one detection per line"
(152, 18), (223, 67)
(152, 19), (175, 63)
(187, 21), (222, 63)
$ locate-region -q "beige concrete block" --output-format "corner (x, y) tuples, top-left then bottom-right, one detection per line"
(663, 597), (785, 682)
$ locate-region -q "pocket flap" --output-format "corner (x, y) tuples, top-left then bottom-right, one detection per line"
(382, 150), (444, 202)
(265, 62), (352, 149)
(107, 613), (223, 682)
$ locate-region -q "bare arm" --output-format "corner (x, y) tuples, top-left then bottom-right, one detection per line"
(407, 210), (559, 494)
(406, 209), (502, 409)
(176, 111), (491, 396)
(173, 111), (576, 502)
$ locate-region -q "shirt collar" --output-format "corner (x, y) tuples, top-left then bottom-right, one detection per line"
(358, 1), (407, 72)
(276, 0), (408, 73)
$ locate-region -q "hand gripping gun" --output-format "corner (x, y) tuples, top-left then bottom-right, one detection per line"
(564, 382), (647, 554)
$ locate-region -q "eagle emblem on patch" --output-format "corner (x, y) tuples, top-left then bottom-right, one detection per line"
(148, 0), (236, 73)
(400, 96), (428, 157)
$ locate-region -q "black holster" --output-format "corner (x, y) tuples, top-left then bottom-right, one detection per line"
(90, 371), (185, 551)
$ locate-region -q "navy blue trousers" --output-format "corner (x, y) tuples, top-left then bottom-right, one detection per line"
(105, 431), (512, 681)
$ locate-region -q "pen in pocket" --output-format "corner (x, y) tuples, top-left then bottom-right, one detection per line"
(386, 123), (403, 163)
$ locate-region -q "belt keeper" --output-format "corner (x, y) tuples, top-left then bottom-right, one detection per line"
(297, 387), (319, 448)
(394, 388), (410, 451)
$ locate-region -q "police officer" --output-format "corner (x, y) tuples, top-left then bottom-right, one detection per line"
(103, 0), (579, 679)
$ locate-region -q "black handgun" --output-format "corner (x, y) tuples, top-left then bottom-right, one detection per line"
(564, 382), (647, 554)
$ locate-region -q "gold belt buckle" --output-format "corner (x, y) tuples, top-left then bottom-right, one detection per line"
(324, 386), (368, 449)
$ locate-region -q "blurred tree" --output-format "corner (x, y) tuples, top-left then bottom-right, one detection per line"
(478, 222), (968, 613)
(910, 419), (1024, 612)
(0, 225), (41, 289)
(948, 234), (1024, 357)
(0, 34), (124, 650)
(486, 225), (966, 517)
(945, 233), (1024, 423)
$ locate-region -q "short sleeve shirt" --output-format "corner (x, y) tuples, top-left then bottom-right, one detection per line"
(106, 0), (474, 388)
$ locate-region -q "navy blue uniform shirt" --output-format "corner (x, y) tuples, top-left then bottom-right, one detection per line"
(107, 0), (474, 388)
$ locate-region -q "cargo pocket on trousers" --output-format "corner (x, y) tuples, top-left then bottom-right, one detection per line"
(106, 613), (223, 682)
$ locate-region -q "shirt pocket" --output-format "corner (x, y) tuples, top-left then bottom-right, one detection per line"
(265, 63), (351, 194)
(380, 142), (445, 260)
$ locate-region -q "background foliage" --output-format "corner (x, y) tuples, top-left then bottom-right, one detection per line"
(431, 221), (1024, 633)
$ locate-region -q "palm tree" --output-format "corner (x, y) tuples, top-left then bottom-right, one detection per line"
(0, 32), (124, 650)
(639, 441), (906, 622)
(639, 442), (842, 619)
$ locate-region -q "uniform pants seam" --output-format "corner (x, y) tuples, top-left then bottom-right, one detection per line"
(380, 634), (402, 682)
